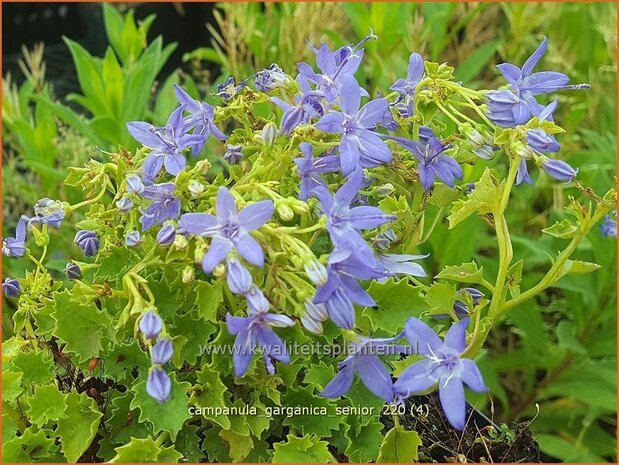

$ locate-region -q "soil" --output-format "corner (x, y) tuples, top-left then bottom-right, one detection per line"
(381, 393), (541, 463)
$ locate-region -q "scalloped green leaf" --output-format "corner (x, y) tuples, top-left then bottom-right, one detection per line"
(130, 372), (192, 441)
(272, 434), (336, 463)
(26, 384), (68, 427)
(110, 436), (183, 463)
(52, 290), (114, 363)
(57, 392), (103, 462)
(377, 426), (421, 462)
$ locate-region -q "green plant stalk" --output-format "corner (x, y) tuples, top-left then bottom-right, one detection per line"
(464, 157), (518, 357)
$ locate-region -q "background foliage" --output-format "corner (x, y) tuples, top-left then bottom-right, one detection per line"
(2, 2), (616, 463)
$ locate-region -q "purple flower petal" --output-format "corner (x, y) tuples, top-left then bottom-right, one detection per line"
(404, 318), (443, 357)
(237, 200), (274, 231)
(321, 363), (356, 398)
(461, 359), (488, 392)
(202, 238), (232, 273)
(356, 355), (394, 402)
(179, 213), (218, 236)
(439, 378), (466, 431)
(216, 187), (237, 217)
(444, 317), (470, 353)
(521, 37), (548, 76)
(235, 234), (265, 268)
(394, 359), (436, 396)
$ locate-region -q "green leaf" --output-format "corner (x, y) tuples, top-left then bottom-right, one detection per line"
(57, 392), (103, 462)
(107, 391), (150, 444)
(189, 365), (232, 430)
(26, 384), (68, 427)
(131, 372), (192, 441)
(562, 260), (601, 275)
(272, 434), (336, 463)
(345, 420), (383, 462)
(175, 424), (204, 463)
(282, 387), (341, 437)
(102, 47), (124, 117)
(110, 436), (183, 463)
(424, 282), (458, 316)
(556, 321), (587, 355)
(2, 427), (58, 462)
(194, 280), (223, 321)
(10, 349), (55, 386)
(96, 246), (133, 283)
(377, 426), (422, 462)
(52, 290), (114, 363)
(542, 219), (579, 239)
(364, 278), (428, 333)
(171, 311), (216, 366)
(219, 428), (254, 462)
(506, 259), (524, 299)
(448, 168), (502, 228)
(435, 261), (484, 284)
(2, 370), (24, 400)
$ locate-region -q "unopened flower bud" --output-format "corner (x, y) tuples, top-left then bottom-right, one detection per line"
(304, 298), (328, 321)
(2, 278), (21, 298)
(151, 338), (174, 365)
(213, 263), (226, 278)
(193, 243), (206, 263)
(540, 157), (577, 183)
(226, 257), (252, 294)
(126, 174), (144, 194)
(116, 197), (133, 213)
(125, 230), (142, 247)
(301, 313), (323, 335)
(65, 262), (81, 280)
(514, 143), (535, 160)
(157, 224), (176, 246)
(182, 266), (195, 284)
(195, 160), (211, 174)
(261, 122), (278, 147)
(174, 234), (188, 251)
(246, 285), (270, 314)
(474, 145), (494, 160)
(224, 145), (244, 165)
(377, 183), (394, 197)
(277, 204), (294, 221)
(304, 261), (328, 286)
(146, 367), (171, 403)
(139, 310), (163, 340)
(75, 230), (100, 257)
(188, 180), (204, 198)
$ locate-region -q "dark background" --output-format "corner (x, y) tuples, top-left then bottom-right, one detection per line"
(2, 2), (217, 97)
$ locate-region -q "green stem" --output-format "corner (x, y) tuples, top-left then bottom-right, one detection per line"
(67, 178), (110, 214)
(464, 158), (519, 357)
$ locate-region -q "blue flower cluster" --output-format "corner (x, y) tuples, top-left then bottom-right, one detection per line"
(486, 38), (589, 185)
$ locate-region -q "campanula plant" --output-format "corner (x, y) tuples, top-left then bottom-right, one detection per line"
(1, 30), (615, 464)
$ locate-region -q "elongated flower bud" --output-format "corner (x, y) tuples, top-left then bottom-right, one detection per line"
(226, 258), (253, 295)
(540, 157), (577, 182)
(139, 311), (163, 340)
(2, 278), (21, 298)
(146, 368), (171, 403)
(157, 224), (176, 246)
(151, 338), (174, 365)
